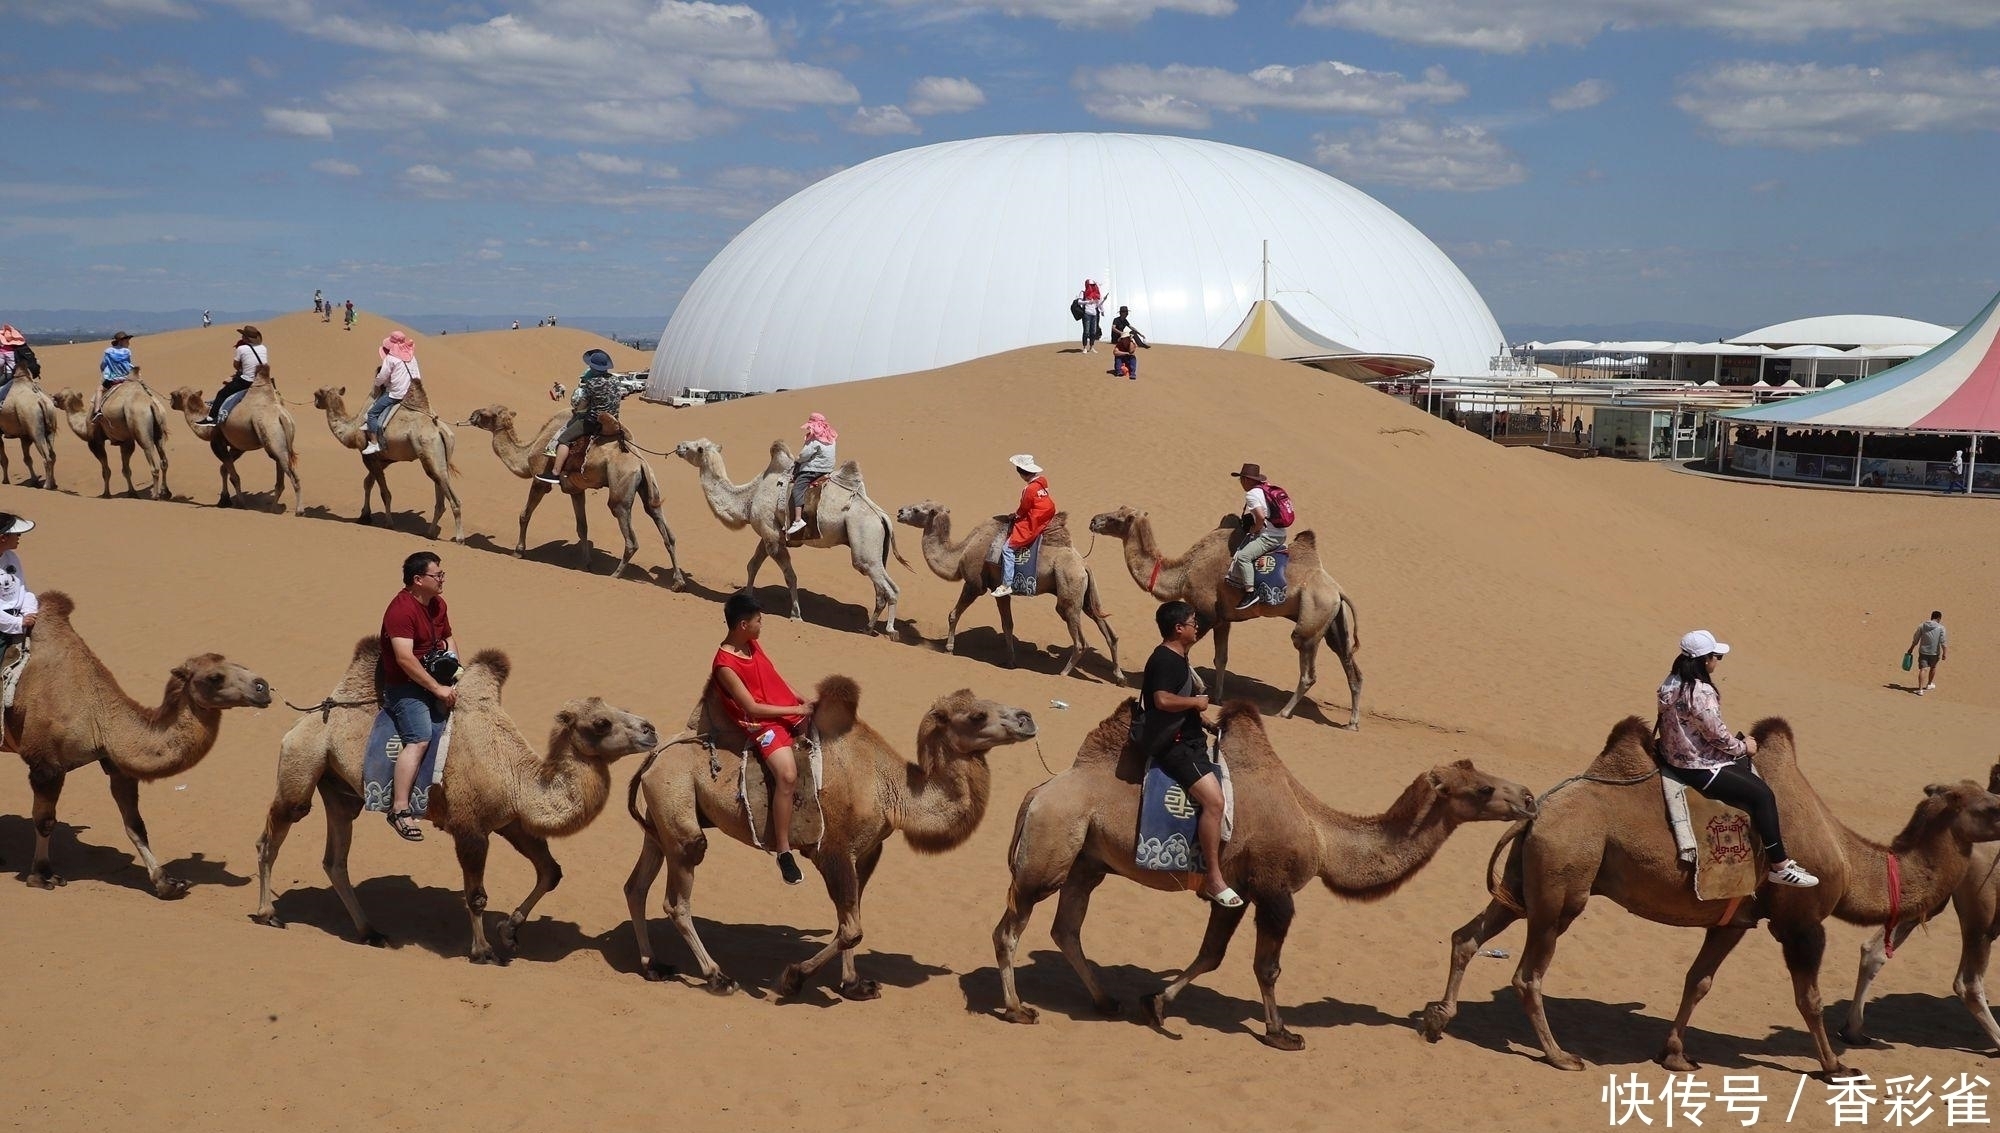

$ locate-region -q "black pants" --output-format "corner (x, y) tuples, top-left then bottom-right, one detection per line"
(1663, 760), (1787, 862)
(209, 376), (253, 417)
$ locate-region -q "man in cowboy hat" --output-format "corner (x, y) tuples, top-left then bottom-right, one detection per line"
(991, 454), (1054, 598)
(197, 325), (268, 426)
(0, 512), (40, 659)
(538, 348), (643, 484)
(1228, 462), (1288, 611)
(91, 331), (140, 420)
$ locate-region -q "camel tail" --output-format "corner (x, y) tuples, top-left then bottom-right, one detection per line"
(1485, 822), (1529, 916)
(626, 748), (661, 836)
(1082, 566), (1105, 618)
(283, 413), (298, 470)
(1332, 590), (1359, 655)
(441, 420), (461, 477)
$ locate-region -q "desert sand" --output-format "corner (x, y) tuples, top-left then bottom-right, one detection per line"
(4, 311), (1997, 1132)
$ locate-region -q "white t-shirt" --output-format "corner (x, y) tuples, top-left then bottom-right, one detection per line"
(234, 343), (268, 381)
(1242, 487), (1268, 518)
(374, 356), (420, 399)
(0, 549), (38, 634)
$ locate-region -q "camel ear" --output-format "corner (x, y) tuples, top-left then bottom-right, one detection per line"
(338, 386), (346, 396)
(556, 708), (576, 730)
(1924, 782), (1951, 797)
(1426, 769), (1445, 792)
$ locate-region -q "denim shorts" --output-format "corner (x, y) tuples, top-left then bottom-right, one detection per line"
(383, 682), (444, 743)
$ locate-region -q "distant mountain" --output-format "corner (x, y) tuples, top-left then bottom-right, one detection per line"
(1504, 321), (1736, 345)
(3, 309), (661, 347)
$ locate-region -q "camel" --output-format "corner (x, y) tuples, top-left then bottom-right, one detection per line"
(312, 385), (464, 542)
(895, 499), (1121, 680)
(54, 385), (171, 500)
(1842, 762), (2000, 1053)
(673, 438), (910, 634)
(1420, 717), (2000, 1076)
(5, 591), (272, 897)
(251, 638), (657, 963)
(168, 377), (302, 513)
(623, 678), (1036, 998)
(1089, 506), (1361, 726)
(463, 404), (684, 586)
(994, 700), (1535, 1048)
(0, 376), (59, 489)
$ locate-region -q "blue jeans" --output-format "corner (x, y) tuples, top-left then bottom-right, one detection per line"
(383, 682), (444, 743)
(365, 393), (400, 435)
(1082, 312), (1101, 346)
(1001, 542), (1020, 586)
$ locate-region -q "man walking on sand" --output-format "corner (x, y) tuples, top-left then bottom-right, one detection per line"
(1907, 611), (1948, 695)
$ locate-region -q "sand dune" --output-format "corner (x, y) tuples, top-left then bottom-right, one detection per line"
(4, 319), (1998, 1132)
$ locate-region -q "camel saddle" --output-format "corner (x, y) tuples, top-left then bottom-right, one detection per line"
(559, 413), (628, 479)
(685, 684), (826, 852)
(0, 637), (28, 752)
(785, 475), (829, 544)
(1661, 773), (1763, 902)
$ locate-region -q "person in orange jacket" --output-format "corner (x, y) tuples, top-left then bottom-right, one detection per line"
(991, 454), (1053, 598)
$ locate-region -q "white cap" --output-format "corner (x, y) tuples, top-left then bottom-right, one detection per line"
(1679, 629), (1730, 658)
(1009, 454), (1043, 475)
(0, 513), (33, 536)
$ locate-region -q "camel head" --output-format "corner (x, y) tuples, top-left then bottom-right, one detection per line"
(673, 437), (720, 468)
(1423, 759), (1538, 824)
(895, 500), (947, 529)
(311, 386), (347, 410)
(52, 388), (83, 413)
(168, 387), (206, 413)
(464, 405), (514, 434)
(551, 697), (658, 764)
(1089, 506), (1143, 539)
(1898, 781), (2000, 852)
(917, 689), (1037, 771)
(173, 654), (274, 711)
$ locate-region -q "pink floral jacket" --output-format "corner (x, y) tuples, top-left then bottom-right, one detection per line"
(1655, 676), (1747, 772)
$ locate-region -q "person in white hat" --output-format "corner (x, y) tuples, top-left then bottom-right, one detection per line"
(1655, 629), (1818, 888)
(991, 455), (1053, 598)
(0, 512), (39, 659)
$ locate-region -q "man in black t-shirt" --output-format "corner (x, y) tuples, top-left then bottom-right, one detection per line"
(1140, 600), (1242, 908)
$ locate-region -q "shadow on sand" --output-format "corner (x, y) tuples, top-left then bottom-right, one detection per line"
(0, 813), (249, 895)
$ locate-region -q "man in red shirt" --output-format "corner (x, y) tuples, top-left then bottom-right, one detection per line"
(991, 454), (1053, 598)
(380, 551), (458, 841)
(712, 590), (816, 885)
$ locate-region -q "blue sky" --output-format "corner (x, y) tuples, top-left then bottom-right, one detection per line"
(4, 0), (1998, 335)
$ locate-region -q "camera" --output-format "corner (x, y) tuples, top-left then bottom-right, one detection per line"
(422, 648), (462, 687)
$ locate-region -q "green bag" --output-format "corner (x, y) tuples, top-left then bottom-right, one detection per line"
(1902, 652), (1914, 672)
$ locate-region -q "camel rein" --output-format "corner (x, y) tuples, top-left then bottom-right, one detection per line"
(284, 695), (379, 722)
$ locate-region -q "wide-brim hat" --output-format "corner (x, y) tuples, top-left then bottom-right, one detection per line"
(1229, 463), (1267, 483)
(111, 331), (133, 344)
(1009, 454), (1042, 475)
(1679, 629), (1731, 658)
(0, 325), (23, 348)
(381, 331), (416, 361)
(582, 348), (613, 371)
(0, 512), (34, 535)
(237, 325), (263, 343)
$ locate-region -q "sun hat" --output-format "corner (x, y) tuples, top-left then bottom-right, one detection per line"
(1228, 463), (1268, 483)
(1679, 629), (1731, 658)
(380, 331), (416, 361)
(237, 325), (263, 344)
(0, 325), (23, 347)
(1009, 454), (1042, 475)
(582, 348), (613, 371)
(0, 512), (34, 535)
(111, 331), (133, 344)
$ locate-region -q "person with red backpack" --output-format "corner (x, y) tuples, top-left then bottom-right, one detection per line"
(1227, 463), (1293, 611)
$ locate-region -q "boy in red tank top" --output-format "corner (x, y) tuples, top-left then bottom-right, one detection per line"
(713, 590), (815, 885)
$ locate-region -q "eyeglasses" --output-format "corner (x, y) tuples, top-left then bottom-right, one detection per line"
(423, 571), (446, 580)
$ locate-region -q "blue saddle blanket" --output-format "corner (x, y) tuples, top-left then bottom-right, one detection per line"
(361, 711), (454, 817)
(987, 532), (1044, 597)
(1251, 548), (1288, 606)
(1134, 749), (1235, 873)
(216, 388), (249, 426)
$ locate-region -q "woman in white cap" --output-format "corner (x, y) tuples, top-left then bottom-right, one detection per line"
(0, 512), (39, 657)
(361, 331), (421, 456)
(1655, 630), (1818, 888)
(992, 455), (1053, 598)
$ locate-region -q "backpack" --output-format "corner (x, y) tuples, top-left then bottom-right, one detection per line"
(1261, 483), (1296, 528)
(1069, 298), (1085, 321)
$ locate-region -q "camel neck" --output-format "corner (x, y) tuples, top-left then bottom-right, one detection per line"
(1303, 777), (1456, 897)
(916, 512), (967, 579)
(894, 734), (992, 853)
(1833, 821), (1972, 925)
(517, 738), (614, 838)
(694, 452), (756, 527)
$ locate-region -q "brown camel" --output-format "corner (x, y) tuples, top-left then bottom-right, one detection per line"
(313, 384), (464, 542)
(994, 700), (1535, 1048)
(623, 678), (1036, 998)
(252, 638), (657, 963)
(463, 404), (684, 586)
(895, 500), (1121, 680)
(1089, 506), (1361, 727)
(4, 591), (272, 897)
(54, 384), (171, 500)
(1842, 762), (2000, 1053)
(1420, 717), (2000, 1076)
(169, 377), (302, 512)
(0, 375), (60, 489)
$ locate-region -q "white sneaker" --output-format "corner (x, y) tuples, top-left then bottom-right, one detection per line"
(1917, 688), (1926, 696)
(1766, 860), (1819, 888)
(785, 519), (805, 535)
(361, 442), (381, 456)
(990, 585), (1013, 597)
(1925, 682), (1937, 690)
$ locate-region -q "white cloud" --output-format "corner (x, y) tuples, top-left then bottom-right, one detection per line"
(265, 108), (334, 137)
(845, 105), (922, 135)
(1312, 119), (1527, 190)
(0, 212), (291, 247)
(1078, 61), (1465, 127)
(309, 159), (362, 177)
(875, 0), (1235, 28)
(907, 75), (987, 115)
(400, 164), (456, 186)
(21, 0), (198, 24)
(41, 64), (241, 100)
(1676, 56), (2000, 148)
(1295, 0), (2000, 53)
(576, 151), (647, 175)
(696, 59), (859, 109)
(471, 147), (538, 170)
(1549, 79), (1612, 111)
(475, 248), (504, 261)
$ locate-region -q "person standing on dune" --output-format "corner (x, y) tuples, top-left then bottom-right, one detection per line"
(344, 299), (356, 331)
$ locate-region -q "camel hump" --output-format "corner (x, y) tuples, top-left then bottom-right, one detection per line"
(468, 648), (512, 686)
(1289, 529), (1316, 552)
(350, 635), (383, 665)
(1213, 700), (1281, 772)
(813, 674), (861, 739)
(36, 591), (75, 620)
(831, 460), (864, 491)
(1581, 715), (1656, 778)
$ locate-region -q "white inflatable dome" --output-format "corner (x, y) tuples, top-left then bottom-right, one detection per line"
(651, 133), (1503, 395)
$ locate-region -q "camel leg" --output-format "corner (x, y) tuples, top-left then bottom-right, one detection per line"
(492, 822), (563, 955)
(358, 463), (383, 525)
(637, 476), (683, 587)
(26, 763), (68, 889)
(1329, 599), (1363, 729)
(779, 854), (871, 999)
(1513, 895), (1590, 1071)
(420, 448), (462, 543)
(744, 541), (769, 592)
(997, 596), (1018, 667)
(664, 839), (735, 992)
(1247, 892), (1304, 1050)
(316, 778), (386, 946)
(141, 427), (168, 499)
(1089, 606), (1123, 684)
(1422, 897), (1521, 1042)
(1210, 617), (1232, 702)
(1049, 860), (1121, 1016)
(773, 544), (803, 621)
(569, 490), (593, 566)
(622, 829), (672, 980)
(993, 793), (1074, 1024)
(118, 445), (137, 496)
(250, 775), (316, 928)
(87, 439), (111, 497)
(851, 540), (898, 635)
(841, 842), (886, 989)
(104, 768), (186, 899)
(0, 439), (11, 483)
(1773, 921), (1854, 1076)
(1840, 919), (1925, 1045)
(1144, 900), (1249, 1030)
(605, 479), (642, 580)
(1276, 626), (1318, 720)
(1953, 923), (2000, 1051)
(1055, 596), (1086, 677)
(39, 434), (55, 490)
(514, 481), (552, 557)
(1657, 926), (1750, 1071)
(944, 581), (980, 655)
(215, 450), (236, 507)
(454, 832), (501, 964)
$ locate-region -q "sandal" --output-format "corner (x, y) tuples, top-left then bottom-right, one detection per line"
(388, 809), (424, 842)
(1198, 884), (1245, 909)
